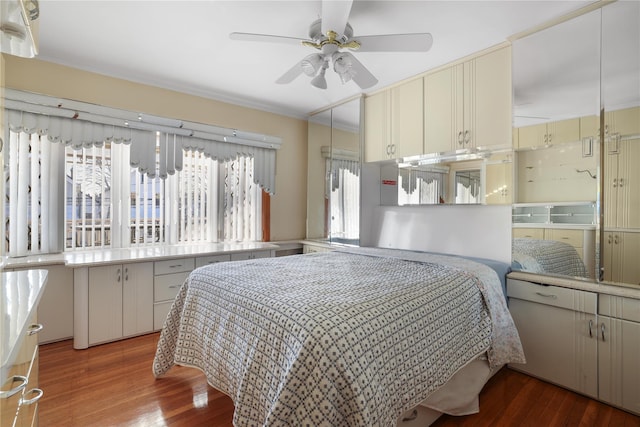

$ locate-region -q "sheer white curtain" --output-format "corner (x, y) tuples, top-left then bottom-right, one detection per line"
(5, 132), (64, 256)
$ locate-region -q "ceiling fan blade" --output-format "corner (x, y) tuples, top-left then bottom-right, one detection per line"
(355, 33), (434, 52)
(321, 0), (353, 37)
(275, 61), (304, 84)
(230, 32), (306, 46)
(340, 52), (378, 89)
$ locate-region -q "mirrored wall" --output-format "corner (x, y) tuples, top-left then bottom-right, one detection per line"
(307, 98), (361, 245)
(511, 1), (640, 287)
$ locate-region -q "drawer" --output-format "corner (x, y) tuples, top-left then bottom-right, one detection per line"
(154, 271), (190, 302)
(195, 254), (231, 268)
(546, 229), (583, 248)
(513, 228), (544, 239)
(154, 258), (195, 275)
(153, 301), (173, 330)
(230, 250), (272, 261)
(599, 295), (640, 322)
(507, 279), (597, 313)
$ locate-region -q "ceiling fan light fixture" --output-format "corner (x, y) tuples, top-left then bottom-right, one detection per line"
(333, 53), (354, 84)
(310, 66), (328, 89)
(301, 53), (324, 76)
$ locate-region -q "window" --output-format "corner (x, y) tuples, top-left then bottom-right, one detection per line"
(5, 131), (265, 256)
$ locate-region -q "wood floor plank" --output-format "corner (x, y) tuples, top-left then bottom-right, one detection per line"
(38, 333), (639, 426)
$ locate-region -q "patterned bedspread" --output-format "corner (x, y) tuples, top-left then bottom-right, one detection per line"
(512, 238), (588, 277)
(153, 248), (525, 427)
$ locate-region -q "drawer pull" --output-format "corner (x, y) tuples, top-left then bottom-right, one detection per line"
(535, 292), (558, 299)
(169, 285), (179, 289)
(169, 264), (183, 268)
(0, 375), (28, 399)
(588, 319), (593, 338)
(27, 323), (44, 335)
(601, 323), (606, 342)
(20, 388), (44, 406)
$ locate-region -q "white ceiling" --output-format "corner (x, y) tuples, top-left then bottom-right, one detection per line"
(36, 0), (594, 119)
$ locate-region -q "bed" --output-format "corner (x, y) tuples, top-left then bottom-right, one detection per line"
(153, 245), (525, 426)
(511, 237), (588, 278)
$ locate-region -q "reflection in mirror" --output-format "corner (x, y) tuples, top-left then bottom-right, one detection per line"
(306, 98), (361, 245)
(454, 170), (481, 204)
(329, 99), (361, 245)
(307, 109), (332, 241)
(511, 7), (601, 280)
(396, 151), (512, 206)
(601, 1), (640, 286)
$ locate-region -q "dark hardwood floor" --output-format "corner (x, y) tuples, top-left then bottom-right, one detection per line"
(39, 333), (639, 426)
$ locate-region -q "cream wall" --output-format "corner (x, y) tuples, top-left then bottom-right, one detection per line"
(3, 56), (308, 241)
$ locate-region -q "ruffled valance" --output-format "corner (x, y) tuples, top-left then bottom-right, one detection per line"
(5, 105), (279, 194)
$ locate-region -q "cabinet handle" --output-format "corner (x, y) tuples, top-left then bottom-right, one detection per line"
(588, 319), (593, 338)
(614, 235), (619, 244)
(20, 388), (44, 406)
(535, 292), (557, 299)
(618, 178), (623, 187)
(27, 323), (44, 336)
(608, 234), (613, 244)
(547, 133), (552, 143)
(117, 268), (121, 282)
(601, 323), (606, 341)
(464, 130), (471, 144)
(0, 375), (28, 399)
(125, 267), (129, 281)
(458, 131), (464, 145)
(169, 264), (183, 269)
(168, 285), (179, 289)
(543, 134), (548, 144)
(613, 178), (617, 188)
(391, 144), (396, 155)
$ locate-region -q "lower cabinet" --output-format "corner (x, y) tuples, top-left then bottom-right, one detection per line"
(1, 313), (44, 427)
(88, 262), (153, 345)
(508, 278), (640, 415)
(153, 257), (196, 331)
(76, 249), (275, 348)
(598, 295), (640, 415)
(507, 278), (598, 398)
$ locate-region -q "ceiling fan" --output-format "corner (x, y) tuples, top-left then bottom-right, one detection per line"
(229, 0), (433, 90)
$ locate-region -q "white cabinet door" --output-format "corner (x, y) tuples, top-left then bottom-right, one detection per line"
(88, 264), (123, 345)
(424, 65), (457, 154)
(364, 91), (390, 162)
(89, 262), (153, 344)
(598, 316), (640, 414)
(122, 262), (153, 337)
(507, 279), (598, 398)
(473, 46), (512, 149)
(391, 78), (424, 158)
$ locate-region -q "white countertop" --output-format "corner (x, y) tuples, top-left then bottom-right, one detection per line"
(508, 271), (640, 300)
(1, 269), (49, 384)
(1, 241), (281, 269)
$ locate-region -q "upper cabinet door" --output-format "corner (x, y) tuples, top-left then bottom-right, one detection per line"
(424, 66), (457, 154)
(424, 46), (512, 153)
(391, 78), (424, 158)
(364, 91), (390, 162)
(473, 46), (512, 149)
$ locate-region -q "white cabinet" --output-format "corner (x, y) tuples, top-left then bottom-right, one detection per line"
(516, 118), (581, 150)
(153, 257), (196, 330)
(602, 231), (640, 286)
(424, 46), (511, 153)
(364, 78), (424, 162)
(88, 262), (153, 345)
(598, 295), (640, 415)
(604, 135), (640, 230)
(485, 160), (512, 205)
(507, 278), (598, 398)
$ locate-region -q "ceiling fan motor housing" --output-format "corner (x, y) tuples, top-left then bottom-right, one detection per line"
(309, 18), (353, 43)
